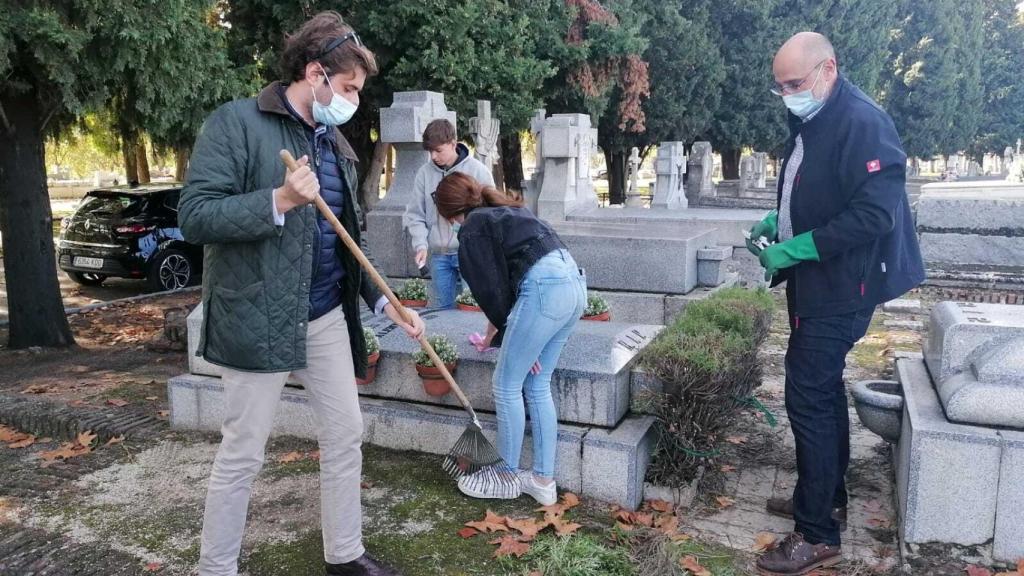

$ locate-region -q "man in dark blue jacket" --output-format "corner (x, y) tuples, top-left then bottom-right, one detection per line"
(749, 32), (925, 576)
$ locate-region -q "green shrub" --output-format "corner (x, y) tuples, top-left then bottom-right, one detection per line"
(395, 277), (428, 301)
(455, 288), (477, 306)
(583, 292), (609, 316)
(413, 335), (458, 367)
(362, 327), (380, 357)
(508, 534), (634, 576)
(639, 287), (774, 485)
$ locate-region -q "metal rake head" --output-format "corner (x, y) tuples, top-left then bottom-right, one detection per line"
(442, 423), (519, 496)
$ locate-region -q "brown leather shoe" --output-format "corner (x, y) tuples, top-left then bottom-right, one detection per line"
(325, 553), (401, 576)
(765, 497), (848, 532)
(756, 532), (842, 575)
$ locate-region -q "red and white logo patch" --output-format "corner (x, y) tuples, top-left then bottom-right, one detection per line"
(866, 159), (881, 173)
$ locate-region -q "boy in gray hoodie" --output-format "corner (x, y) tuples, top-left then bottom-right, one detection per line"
(402, 119), (495, 308)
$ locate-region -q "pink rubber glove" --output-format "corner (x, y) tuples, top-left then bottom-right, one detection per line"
(469, 332), (496, 353)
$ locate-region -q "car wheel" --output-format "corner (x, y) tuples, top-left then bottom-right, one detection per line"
(148, 249), (194, 292)
(68, 271), (108, 286)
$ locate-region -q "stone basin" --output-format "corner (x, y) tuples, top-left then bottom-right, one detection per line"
(852, 380), (903, 443)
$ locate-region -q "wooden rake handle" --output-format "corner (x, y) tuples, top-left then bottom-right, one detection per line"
(278, 150), (478, 422)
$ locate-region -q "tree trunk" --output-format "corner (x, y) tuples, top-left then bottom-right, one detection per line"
(360, 140), (387, 212)
(121, 130), (139, 185)
(136, 138), (151, 184)
(605, 149), (627, 205)
(721, 147), (741, 180)
(0, 92), (75, 348)
(492, 158), (506, 194)
(174, 146), (190, 181)
(500, 132), (525, 193)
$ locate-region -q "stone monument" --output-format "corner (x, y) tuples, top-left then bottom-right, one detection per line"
(1004, 146), (1014, 176)
(468, 99), (500, 171)
(753, 152), (768, 188)
(738, 155), (756, 191)
(536, 113), (599, 222)
(685, 141), (714, 205)
(650, 141), (687, 210)
(366, 91), (457, 277)
(624, 146), (644, 208)
(521, 109), (547, 213)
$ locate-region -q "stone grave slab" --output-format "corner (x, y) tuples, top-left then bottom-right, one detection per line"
(924, 301), (1024, 382)
(894, 357), (1002, 546)
(935, 336), (1024, 428)
(582, 415), (657, 510)
(994, 428), (1024, 562)
(359, 309), (662, 427)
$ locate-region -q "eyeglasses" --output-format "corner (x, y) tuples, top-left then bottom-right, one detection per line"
(770, 59), (826, 96)
(314, 32), (363, 61)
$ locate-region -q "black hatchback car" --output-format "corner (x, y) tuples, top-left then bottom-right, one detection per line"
(58, 184), (202, 292)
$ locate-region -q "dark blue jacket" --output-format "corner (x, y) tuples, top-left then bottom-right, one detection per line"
(308, 125), (347, 321)
(775, 75), (925, 318)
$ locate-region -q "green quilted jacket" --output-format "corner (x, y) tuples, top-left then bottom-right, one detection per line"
(179, 82), (382, 377)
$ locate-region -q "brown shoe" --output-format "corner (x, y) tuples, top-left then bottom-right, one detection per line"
(325, 553), (401, 576)
(765, 497), (848, 532)
(756, 532), (842, 575)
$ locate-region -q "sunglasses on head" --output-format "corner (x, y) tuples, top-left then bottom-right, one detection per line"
(314, 32), (363, 61)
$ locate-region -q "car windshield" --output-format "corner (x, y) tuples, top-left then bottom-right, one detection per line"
(78, 193), (143, 217)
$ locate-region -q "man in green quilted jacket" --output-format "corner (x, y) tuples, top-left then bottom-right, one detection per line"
(179, 12), (423, 576)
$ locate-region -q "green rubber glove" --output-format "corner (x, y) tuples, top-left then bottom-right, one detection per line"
(745, 210), (778, 256)
(759, 230), (819, 281)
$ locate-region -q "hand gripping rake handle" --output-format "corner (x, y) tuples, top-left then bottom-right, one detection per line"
(279, 150), (481, 427)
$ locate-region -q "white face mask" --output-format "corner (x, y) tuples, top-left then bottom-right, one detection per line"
(781, 64), (826, 120)
(310, 64), (357, 126)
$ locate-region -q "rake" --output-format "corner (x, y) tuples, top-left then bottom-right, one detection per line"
(279, 150), (518, 497)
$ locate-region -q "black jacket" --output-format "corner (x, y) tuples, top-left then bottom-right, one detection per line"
(775, 75), (925, 318)
(457, 206), (566, 346)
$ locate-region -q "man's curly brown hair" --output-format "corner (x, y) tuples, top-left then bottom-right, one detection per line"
(280, 11), (378, 82)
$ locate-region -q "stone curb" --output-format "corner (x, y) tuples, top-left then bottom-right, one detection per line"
(0, 393), (165, 443)
(0, 285), (200, 328)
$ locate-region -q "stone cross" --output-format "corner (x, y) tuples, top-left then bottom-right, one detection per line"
(366, 91), (457, 277)
(1004, 147), (1014, 176)
(686, 141), (715, 205)
(624, 146), (644, 207)
(650, 141), (687, 210)
(521, 109), (548, 213)
(468, 99), (500, 170)
(753, 152), (768, 188)
(536, 113), (599, 221)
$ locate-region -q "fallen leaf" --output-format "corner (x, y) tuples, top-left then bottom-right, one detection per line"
(77, 430), (97, 448)
(753, 532), (777, 552)
(646, 499), (673, 513)
(105, 436), (125, 446)
(457, 527), (479, 539)
(725, 435), (747, 445)
(309, 450), (321, 461)
(278, 451), (303, 463)
(548, 515), (582, 536)
(466, 509), (509, 533)
(8, 436), (36, 449)
(1019, 560), (1024, 574)
(156, 410), (170, 418)
(38, 442), (91, 464)
(966, 566), (993, 576)
(490, 535), (530, 558)
(715, 496), (736, 509)
(866, 516), (892, 529)
(145, 396), (158, 401)
(680, 554), (712, 576)
(654, 513), (679, 536)
(20, 384), (50, 394)
(70, 400), (88, 407)
(360, 481), (372, 489)
(561, 492), (580, 509)
(720, 464), (737, 473)
(506, 517), (546, 541)
(106, 398), (129, 407)
(144, 561), (162, 572)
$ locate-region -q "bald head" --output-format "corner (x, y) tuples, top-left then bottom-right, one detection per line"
(773, 32), (838, 99)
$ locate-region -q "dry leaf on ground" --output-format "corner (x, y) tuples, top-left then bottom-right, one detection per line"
(490, 535), (530, 558)
(156, 410), (170, 418)
(21, 385), (50, 394)
(145, 396), (158, 401)
(654, 513), (679, 536)
(506, 517), (546, 541)
(465, 509), (510, 533)
(105, 436), (124, 446)
(548, 515), (582, 537)
(106, 398), (129, 407)
(966, 566), (993, 576)
(561, 492), (580, 509)
(77, 430), (97, 448)
(715, 496), (736, 509)
(144, 561), (162, 572)
(457, 527), (479, 539)
(753, 532), (777, 552)
(680, 555), (712, 576)
(278, 451), (303, 463)
(720, 464), (737, 473)
(725, 435), (747, 445)
(0, 425), (33, 445)
(8, 436), (36, 449)
(646, 499), (673, 513)
(39, 442), (91, 464)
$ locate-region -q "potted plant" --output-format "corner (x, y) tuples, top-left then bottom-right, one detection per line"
(582, 291), (611, 321)
(356, 328), (381, 385)
(414, 335), (458, 397)
(455, 288), (481, 312)
(395, 277), (428, 308)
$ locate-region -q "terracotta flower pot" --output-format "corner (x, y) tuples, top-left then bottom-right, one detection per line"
(356, 352), (380, 385)
(582, 311), (611, 321)
(456, 303), (482, 312)
(416, 362), (456, 396)
(400, 299), (427, 308)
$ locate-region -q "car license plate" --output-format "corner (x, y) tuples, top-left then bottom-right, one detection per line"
(73, 256), (104, 269)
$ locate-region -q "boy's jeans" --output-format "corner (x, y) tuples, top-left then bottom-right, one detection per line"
(430, 252), (462, 309)
(493, 249), (587, 478)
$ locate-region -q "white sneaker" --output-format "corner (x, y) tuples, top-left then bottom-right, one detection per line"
(457, 469), (521, 500)
(517, 470), (557, 506)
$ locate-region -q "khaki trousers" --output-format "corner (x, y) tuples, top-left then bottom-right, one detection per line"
(197, 306), (364, 575)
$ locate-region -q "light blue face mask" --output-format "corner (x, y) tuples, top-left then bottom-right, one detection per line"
(311, 65), (358, 126)
(782, 65), (825, 120)
(451, 221), (462, 234)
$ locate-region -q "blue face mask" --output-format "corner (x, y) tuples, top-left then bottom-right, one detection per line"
(311, 65), (357, 126)
(782, 65), (825, 120)
(451, 221), (462, 234)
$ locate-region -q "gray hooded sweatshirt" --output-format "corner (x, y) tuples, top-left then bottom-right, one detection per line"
(402, 143), (496, 254)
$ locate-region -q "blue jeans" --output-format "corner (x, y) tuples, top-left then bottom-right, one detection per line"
(785, 305), (874, 546)
(493, 249), (587, 479)
(430, 252), (462, 309)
